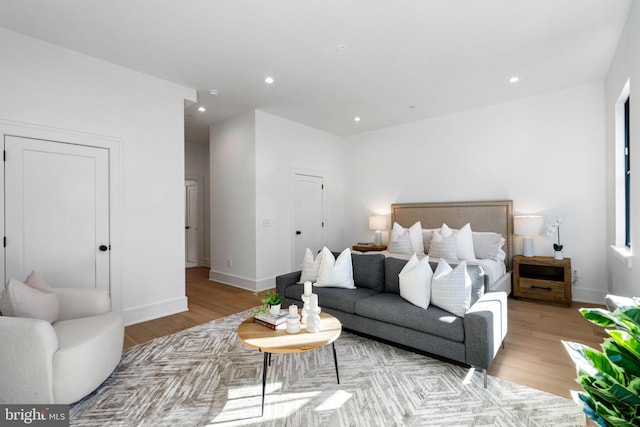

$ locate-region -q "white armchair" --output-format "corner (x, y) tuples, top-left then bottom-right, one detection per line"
(0, 288), (124, 404)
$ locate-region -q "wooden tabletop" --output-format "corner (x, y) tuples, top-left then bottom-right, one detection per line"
(237, 311), (342, 354)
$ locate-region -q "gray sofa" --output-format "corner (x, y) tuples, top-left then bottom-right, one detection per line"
(276, 253), (508, 386)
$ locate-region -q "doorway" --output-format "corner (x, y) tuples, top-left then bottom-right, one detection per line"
(185, 179), (198, 268)
(292, 173), (324, 270)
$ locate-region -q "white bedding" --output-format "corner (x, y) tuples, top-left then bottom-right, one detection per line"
(352, 250), (506, 287)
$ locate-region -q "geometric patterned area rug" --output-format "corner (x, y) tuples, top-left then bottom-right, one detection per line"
(71, 309), (586, 427)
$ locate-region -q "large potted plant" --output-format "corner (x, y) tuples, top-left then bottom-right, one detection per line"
(563, 302), (640, 426)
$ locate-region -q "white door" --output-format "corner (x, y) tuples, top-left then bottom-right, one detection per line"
(185, 180), (198, 266)
(293, 174), (324, 269)
(4, 136), (110, 290)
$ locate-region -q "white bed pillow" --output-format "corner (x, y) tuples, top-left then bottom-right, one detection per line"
(314, 247), (356, 289)
(472, 232), (503, 260)
(0, 275), (59, 322)
(422, 228), (439, 254)
(387, 225), (413, 255)
(440, 223), (476, 261)
(389, 222), (424, 255)
(428, 230), (458, 259)
(398, 254), (432, 309)
(431, 259), (472, 317)
(299, 248), (323, 283)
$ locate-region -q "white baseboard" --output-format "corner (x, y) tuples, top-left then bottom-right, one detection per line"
(122, 296), (189, 326)
(572, 286), (607, 305)
(209, 270), (275, 292)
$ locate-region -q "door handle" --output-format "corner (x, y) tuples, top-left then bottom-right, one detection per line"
(295, 230), (302, 235)
(185, 226), (190, 229)
(98, 245), (110, 252)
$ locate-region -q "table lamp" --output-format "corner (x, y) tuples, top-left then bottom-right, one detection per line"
(369, 215), (387, 246)
(514, 215), (543, 257)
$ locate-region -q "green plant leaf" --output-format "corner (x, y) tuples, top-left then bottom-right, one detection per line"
(605, 332), (640, 372)
(620, 308), (640, 325)
(573, 390), (609, 427)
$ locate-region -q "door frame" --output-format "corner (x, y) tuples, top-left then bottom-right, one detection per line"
(290, 169), (326, 270)
(0, 119), (123, 312)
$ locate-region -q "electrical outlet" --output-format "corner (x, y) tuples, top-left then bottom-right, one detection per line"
(227, 259), (232, 268)
(572, 268), (579, 283)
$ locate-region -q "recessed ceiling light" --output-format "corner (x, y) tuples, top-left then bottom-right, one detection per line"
(208, 89), (220, 96)
(265, 76), (274, 84)
(509, 76), (519, 84)
(409, 105), (417, 109)
(354, 116), (361, 122)
(197, 106), (206, 112)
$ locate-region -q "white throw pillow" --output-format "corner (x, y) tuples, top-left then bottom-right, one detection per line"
(0, 275), (59, 322)
(440, 223), (476, 261)
(431, 259), (472, 317)
(399, 254), (433, 309)
(388, 225), (413, 255)
(422, 228), (439, 253)
(428, 230), (458, 259)
(472, 232), (503, 260)
(389, 222), (424, 255)
(299, 248), (323, 283)
(314, 247), (356, 289)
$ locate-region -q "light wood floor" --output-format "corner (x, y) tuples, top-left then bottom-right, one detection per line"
(125, 267), (605, 400)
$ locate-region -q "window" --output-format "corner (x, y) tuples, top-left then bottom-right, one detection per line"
(625, 96), (630, 247)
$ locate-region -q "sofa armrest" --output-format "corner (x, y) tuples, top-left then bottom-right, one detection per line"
(275, 271), (302, 297)
(464, 291), (508, 369)
(0, 316), (58, 403)
(54, 288), (112, 321)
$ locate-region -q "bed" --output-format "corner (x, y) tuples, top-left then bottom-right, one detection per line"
(357, 200), (513, 294)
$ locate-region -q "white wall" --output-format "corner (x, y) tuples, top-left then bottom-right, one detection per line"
(209, 110), (345, 291)
(606, 1), (640, 297)
(255, 110), (345, 288)
(209, 111), (257, 288)
(0, 28), (195, 325)
(185, 142), (211, 266)
(344, 83), (608, 303)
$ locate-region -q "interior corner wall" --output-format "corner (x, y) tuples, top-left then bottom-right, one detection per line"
(605, 0), (640, 298)
(185, 142), (211, 267)
(209, 111), (258, 289)
(0, 28), (195, 325)
(254, 110), (345, 289)
(344, 83), (607, 303)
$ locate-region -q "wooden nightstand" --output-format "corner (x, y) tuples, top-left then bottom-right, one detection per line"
(513, 255), (572, 306)
(352, 245), (387, 252)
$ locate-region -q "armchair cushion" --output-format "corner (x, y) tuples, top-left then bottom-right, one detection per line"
(0, 277), (59, 322)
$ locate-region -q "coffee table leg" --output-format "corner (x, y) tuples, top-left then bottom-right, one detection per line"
(332, 342), (340, 384)
(262, 352), (269, 416)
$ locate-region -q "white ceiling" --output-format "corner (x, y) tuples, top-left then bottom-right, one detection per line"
(0, 0), (632, 141)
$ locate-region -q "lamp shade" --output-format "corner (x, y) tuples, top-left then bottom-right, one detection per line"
(369, 215), (387, 231)
(514, 215), (543, 236)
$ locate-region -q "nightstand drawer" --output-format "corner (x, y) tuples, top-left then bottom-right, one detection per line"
(517, 278), (565, 302)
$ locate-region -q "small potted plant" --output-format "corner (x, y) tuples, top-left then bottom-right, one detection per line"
(546, 216), (564, 260)
(253, 290), (283, 316)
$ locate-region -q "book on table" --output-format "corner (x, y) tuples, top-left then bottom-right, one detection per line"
(253, 317), (288, 330)
(255, 310), (288, 325)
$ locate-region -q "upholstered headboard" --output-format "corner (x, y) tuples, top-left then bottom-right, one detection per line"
(390, 200), (514, 270)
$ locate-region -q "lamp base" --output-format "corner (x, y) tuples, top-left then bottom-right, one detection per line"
(522, 237), (535, 257)
(374, 231), (382, 246)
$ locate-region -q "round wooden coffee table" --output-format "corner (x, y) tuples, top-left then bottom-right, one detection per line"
(237, 311), (342, 416)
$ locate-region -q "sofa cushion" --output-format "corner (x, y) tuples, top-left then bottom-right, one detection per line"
(284, 283), (378, 314)
(384, 256), (408, 294)
(352, 253), (385, 291)
(355, 293), (465, 342)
